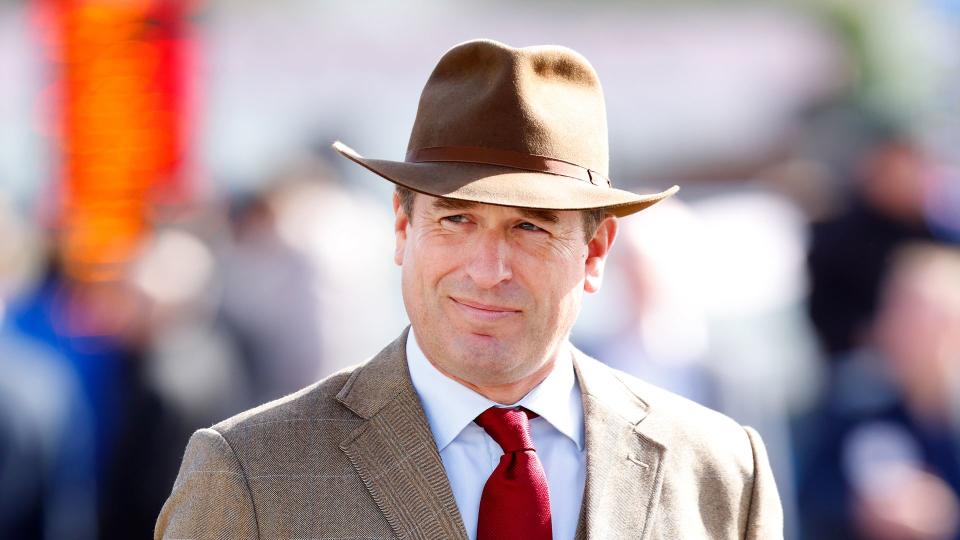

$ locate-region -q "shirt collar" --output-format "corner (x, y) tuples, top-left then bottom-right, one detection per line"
(406, 328), (584, 452)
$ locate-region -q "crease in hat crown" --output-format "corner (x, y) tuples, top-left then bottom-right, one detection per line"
(405, 38), (609, 177)
(331, 38), (678, 217)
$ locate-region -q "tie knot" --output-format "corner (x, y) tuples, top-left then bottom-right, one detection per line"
(475, 407), (538, 453)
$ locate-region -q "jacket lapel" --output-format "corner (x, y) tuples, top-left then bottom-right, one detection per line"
(572, 349), (665, 540)
(336, 328), (468, 540)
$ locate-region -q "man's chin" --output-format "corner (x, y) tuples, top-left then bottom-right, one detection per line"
(448, 340), (535, 376)
(451, 330), (519, 355)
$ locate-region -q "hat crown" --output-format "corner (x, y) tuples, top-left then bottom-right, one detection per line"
(407, 39), (609, 177)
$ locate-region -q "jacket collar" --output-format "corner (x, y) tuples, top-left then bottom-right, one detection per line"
(335, 327), (468, 540)
(570, 346), (665, 539)
(335, 329), (664, 539)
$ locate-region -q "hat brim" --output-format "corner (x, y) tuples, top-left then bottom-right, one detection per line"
(332, 141), (678, 218)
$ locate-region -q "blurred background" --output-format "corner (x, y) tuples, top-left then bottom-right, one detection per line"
(1, 0), (958, 538)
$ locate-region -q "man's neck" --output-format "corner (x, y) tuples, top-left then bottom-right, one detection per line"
(408, 328), (566, 405)
(428, 355), (558, 405)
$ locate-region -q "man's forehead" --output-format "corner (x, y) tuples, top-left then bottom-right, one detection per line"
(423, 194), (561, 224)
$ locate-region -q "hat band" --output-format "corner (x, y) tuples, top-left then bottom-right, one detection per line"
(406, 146), (611, 187)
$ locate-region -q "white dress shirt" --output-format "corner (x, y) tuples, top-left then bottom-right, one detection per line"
(406, 330), (586, 540)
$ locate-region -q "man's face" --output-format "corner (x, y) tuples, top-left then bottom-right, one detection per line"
(393, 192), (617, 389)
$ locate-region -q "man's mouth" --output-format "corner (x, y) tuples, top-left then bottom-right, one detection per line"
(449, 296), (522, 321)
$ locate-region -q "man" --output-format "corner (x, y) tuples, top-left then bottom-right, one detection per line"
(156, 39), (782, 539)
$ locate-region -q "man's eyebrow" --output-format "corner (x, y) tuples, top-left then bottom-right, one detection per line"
(430, 197), (559, 224)
(518, 208), (560, 224)
(431, 198), (478, 212)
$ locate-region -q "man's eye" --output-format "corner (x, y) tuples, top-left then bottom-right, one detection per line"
(442, 214), (469, 224)
(517, 222), (544, 232)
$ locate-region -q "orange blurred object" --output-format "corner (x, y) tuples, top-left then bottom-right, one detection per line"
(39, 0), (193, 282)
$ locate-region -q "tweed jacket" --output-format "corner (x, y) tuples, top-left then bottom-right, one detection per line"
(155, 328), (783, 539)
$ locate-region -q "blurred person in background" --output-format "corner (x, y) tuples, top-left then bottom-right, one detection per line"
(0, 339), (96, 539)
(798, 242), (960, 540)
(260, 157), (405, 376)
(135, 217), (255, 433)
(0, 196), (97, 539)
(806, 127), (944, 359)
(105, 218), (253, 540)
(218, 183), (322, 406)
(576, 198), (717, 407)
(216, 155), (400, 405)
(20, 263), (188, 539)
(1, 210), (202, 537)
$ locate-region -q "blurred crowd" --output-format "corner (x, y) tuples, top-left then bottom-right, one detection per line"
(576, 114), (960, 539)
(2, 1), (960, 539)
(0, 154), (407, 537)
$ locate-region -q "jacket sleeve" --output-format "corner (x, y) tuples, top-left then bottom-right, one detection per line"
(742, 426), (784, 540)
(154, 428), (259, 540)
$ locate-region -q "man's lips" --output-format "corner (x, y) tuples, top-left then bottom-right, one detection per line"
(449, 296), (521, 321)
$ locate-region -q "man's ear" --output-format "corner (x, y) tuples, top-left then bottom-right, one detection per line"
(584, 215), (618, 293)
(393, 192), (409, 266)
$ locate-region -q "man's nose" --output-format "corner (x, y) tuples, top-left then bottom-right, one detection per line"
(465, 229), (512, 289)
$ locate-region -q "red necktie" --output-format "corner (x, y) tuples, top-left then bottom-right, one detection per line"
(474, 406), (553, 540)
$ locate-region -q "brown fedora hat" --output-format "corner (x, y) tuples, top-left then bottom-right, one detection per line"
(332, 38), (678, 217)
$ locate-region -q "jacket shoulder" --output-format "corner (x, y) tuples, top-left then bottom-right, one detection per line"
(623, 368), (747, 439)
(579, 356), (783, 537)
(159, 349), (402, 538)
(212, 328), (411, 437)
(155, 428), (259, 539)
(580, 354), (756, 470)
(582, 354), (746, 432)
(216, 364), (362, 432)
(210, 362), (364, 444)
